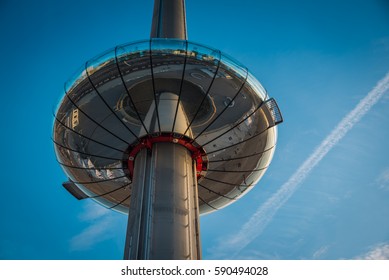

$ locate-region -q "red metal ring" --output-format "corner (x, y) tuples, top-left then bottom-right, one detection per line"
(127, 133), (208, 180)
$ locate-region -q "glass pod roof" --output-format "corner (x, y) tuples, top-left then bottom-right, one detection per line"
(53, 38), (282, 215)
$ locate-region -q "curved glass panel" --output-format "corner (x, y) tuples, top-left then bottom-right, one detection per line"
(196, 127), (277, 215)
(194, 79), (261, 147)
(53, 90), (69, 125)
(204, 121), (275, 162)
(76, 178), (131, 214)
(200, 104), (270, 156)
(64, 64), (88, 96)
(246, 72), (268, 101)
(150, 39), (187, 132)
(188, 52), (248, 139)
(76, 175), (130, 197)
(54, 91), (73, 124)
(54, 39), (281, 215)
(68, 85), (131, 143)
(86, 48), (116, 76)
(54, 93), (129, 160)
(116, 40), (154, 136)
(53, 130), (126, 178)
(86, 48), (140, 144)
(180, 42), (221, 134)
(219, 53), (247, 81)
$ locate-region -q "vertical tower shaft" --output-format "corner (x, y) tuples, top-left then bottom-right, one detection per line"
(150, 0), (187, 39)
(124, 144), (201, 259)
(125, 0), (201, 258)
(124, 93), (202, 259)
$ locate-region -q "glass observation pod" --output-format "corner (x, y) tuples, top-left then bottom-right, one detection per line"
(53, 38), (283, 215)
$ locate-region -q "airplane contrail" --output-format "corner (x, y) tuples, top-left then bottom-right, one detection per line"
(223, 71), (389, 257)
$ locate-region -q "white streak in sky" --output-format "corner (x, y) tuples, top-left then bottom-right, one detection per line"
(356, 243), (389, 260)
(222, 72), (389, 257)
(69, 201), (124, 251)
(376, 167), (389, 191)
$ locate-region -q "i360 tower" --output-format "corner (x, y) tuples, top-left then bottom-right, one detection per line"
(53, 0), (283, 260)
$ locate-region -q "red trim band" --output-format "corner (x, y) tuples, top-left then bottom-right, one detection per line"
(127, 133), (208, 180)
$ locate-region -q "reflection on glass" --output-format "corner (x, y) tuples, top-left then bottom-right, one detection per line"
(246, 72), (268, 101)
(188, 52), (248, 139)
(54, 39), (281, 215)
(64, 64), (87, 95)
(150, 39), (188, 132)
(181, 42), (221, 132)
(219, 53), (247, 81)
(116, 40), (156, 135)
(86, 48), (116, 80)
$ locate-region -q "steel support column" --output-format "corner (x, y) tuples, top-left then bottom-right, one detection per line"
(124, 143), (201, 259)
(150, 0), (187, 39)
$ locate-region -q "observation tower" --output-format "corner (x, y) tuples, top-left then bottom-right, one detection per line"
(53, 0), (283, 260)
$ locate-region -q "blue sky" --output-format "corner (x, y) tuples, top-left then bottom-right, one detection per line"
(1, 0), (389, 260)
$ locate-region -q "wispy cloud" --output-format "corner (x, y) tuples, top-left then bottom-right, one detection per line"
(313, 245), (329, 259)
(69, 215), (112, 251)
(78, 202), (111, 221)
(212, 71), (389, 258)
(69, 201), (124, 251)
(356, 243), (389, 260)
(376, 167), (389, 191)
